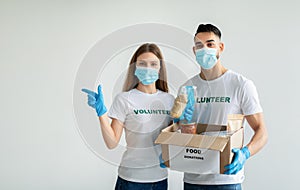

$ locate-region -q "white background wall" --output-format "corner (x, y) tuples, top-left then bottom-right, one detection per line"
(1, 0), (300, 189)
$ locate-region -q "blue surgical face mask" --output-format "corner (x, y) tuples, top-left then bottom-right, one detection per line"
(134, 66), (159, 85)
(195, 48), (218, 70)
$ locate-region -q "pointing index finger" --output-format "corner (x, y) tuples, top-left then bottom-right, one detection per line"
(81, 88), (96, 96)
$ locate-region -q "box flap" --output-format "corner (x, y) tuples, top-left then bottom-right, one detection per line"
(197, 124), (227, 133)
(155, 128), (230, 151)
(188, 135), (230, 151)
(227, 114), (244, 131)
(161, 123), (179, 132)
(227, 114), (244, 120)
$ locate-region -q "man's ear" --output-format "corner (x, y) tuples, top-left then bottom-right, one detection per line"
(219, 42), (224, 53)
(192, 46), (196, 55)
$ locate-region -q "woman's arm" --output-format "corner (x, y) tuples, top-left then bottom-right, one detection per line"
(81, 85), (125, 149)
(99, 113), (124, 149)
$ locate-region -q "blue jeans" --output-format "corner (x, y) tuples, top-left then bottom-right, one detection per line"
(184, 182), (242, 190)
(115, 176), (168, 190)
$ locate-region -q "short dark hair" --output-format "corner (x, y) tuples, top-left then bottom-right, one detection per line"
(195, 24), (221, 39)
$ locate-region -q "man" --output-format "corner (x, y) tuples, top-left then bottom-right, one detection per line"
(182, 24), (268, 189)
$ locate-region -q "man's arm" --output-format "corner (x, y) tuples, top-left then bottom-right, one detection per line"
(224, 112), (268, 174)
(245, 112), (268, 156)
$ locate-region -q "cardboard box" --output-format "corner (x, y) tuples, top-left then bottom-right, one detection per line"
(155, 114), (244, 174)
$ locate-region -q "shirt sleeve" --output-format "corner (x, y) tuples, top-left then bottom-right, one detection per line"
(107, 94), (127, 123)
(241, 80), (263, 115)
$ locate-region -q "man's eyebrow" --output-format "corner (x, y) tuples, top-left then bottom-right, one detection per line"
(195, 39), (215, 44)
(206, 39), (215, 43)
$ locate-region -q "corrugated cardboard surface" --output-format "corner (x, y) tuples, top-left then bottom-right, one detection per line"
(161, 144), (170, 167)
(227, 114), (245, 131)
(158, 128), (244, 174)
(155, 128), (230, 151)
(197, 124), (227, 133)
(219, 128), (244, 173)
(155, 114), (245, 174)
(168, 145), (220, 174)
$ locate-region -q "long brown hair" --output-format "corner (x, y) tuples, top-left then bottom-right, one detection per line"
(122, 43), (169, 92)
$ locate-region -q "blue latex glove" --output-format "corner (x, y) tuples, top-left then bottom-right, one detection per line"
(159, 154), (167, 168)
(177, 106), (194, 122)
(81, 85), (107, 116)
(179, 86), (195, 122)
(183, 106), (194, 122)
(224, 146), (250, 175)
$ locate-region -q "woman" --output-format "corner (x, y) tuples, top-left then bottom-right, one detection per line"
(82, 43), (174, 190)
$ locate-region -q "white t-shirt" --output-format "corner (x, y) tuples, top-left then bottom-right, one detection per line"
(108, 88), (174, 183)
(182, 70), (263, 185)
